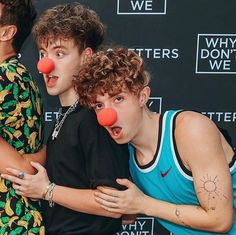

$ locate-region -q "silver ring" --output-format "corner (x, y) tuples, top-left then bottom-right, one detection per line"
(18, 172), (24, 179)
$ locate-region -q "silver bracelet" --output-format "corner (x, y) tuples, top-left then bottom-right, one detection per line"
(47, 182), (56, 207)
(42, 182), (51, 199)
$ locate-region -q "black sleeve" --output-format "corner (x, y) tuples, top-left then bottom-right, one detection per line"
(79, 109), (130, 190)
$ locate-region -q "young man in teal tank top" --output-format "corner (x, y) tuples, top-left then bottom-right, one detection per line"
(73, 48), (236, 235)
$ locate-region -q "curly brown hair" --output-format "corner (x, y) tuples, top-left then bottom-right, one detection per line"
(74, 48), (151, 107)
(33, 3), (104, 52)
(0, 0), (37, 52)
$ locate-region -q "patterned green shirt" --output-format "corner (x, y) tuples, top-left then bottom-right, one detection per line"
(0, 56), (44, 235)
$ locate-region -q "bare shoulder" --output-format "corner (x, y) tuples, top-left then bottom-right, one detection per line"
(174, 111), (223, 169)
(175, 111), (218, 137)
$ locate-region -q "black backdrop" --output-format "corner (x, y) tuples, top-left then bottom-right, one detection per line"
(20, 1), (236, 234)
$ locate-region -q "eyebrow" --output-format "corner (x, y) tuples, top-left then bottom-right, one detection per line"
(52, 45), (67, 50)
(39, 44), (68, 51)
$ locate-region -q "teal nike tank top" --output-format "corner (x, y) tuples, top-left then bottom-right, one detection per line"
(129, 110), (236, 235)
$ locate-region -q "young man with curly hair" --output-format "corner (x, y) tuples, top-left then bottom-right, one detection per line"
(0, 0), (45, 234)
(73, 48), (236, 235)
(1, 3), (130, 235)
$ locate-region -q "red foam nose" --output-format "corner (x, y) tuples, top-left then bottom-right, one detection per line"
(37, 57), (55, 74)
(97, 108), (117, 126)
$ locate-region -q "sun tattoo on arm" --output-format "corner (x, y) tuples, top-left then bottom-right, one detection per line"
(197, 174), (228, 211)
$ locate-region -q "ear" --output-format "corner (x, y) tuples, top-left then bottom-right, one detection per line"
(80, 47), (93, 64)
(139, 86), (151, 107)
(0, 25), (17, 42)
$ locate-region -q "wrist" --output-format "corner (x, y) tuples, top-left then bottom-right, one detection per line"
(42, 182), (56, 207)
(42, 181), (51, 200)
(141, 194), (151, 215)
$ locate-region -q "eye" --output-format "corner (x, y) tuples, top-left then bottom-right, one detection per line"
(114, 96), (124, 103)
(56, 51), (65, 58)
(94, 103), (104, 110)
(39, 51), (46, 59)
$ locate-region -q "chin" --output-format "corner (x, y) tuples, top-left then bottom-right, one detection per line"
(113, 137), (128, 145)
(46, 89), (59, 96)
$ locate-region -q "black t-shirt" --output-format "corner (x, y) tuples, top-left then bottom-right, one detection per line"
(42, 105), (130, 235)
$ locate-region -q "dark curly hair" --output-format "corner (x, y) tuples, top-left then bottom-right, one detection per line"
(0, 0), (37, 52)
(74, 48), (151, 107)
(33, 3), (105, 52)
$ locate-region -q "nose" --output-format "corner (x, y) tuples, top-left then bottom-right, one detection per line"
(97, 108), (117, 127)
(37, 57), (55, 74)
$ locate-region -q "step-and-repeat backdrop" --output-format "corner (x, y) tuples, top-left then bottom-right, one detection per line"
(20, 0), (236, 234)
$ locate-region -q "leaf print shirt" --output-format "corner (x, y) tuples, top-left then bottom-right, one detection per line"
(0, 56), (45, 235)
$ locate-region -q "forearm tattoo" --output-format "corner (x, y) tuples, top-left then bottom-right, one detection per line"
(175, 207), (192, 229)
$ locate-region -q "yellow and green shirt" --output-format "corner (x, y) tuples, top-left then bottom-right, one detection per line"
(0, 56), (44, 235)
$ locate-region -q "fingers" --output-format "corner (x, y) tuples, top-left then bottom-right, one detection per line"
(95, 190), (118, 203)
(12, 183), (25, 196)
(94, 195), (117, 207)
(96, 186), (120, 198)
(30, 161), (44, 171)
(116, 178), (133, 188)
(18, 171), (25, 179)
(1, 169), (31, 197)
(4, 168), (30, 180)
(94, 190), (125, 215)
(94, 194), (122, 213)
(100, 205), (122, 213)
(1, 173), (24, 185)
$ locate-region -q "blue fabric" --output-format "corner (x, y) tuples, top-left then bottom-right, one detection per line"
(129, 110), (236, 235)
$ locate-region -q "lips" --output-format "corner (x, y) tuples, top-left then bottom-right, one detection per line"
(45, 75), (58, 88)
(109, 126), (122, 140)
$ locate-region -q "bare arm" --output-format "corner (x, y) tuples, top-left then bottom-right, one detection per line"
(1, 162), (121, 219)
(52, 185), (121, 218)
(0, 137), (46, 174)
(171, 112), (233, 231)
(94, 112), (234, 233)
(23, 146), (46, 166)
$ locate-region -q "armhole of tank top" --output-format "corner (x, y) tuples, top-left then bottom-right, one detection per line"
(172, 110), (193, 177)
(229, 151), (236, 169)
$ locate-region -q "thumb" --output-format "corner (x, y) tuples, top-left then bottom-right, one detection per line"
(116, 178), (133, 189)
(30, 161), (44, 172)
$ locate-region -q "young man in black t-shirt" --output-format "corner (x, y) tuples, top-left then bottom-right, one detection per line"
(1, 3), (130, 235)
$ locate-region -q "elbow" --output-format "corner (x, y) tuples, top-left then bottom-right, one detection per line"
(214, 224), (232, 233)
(216, 221), (233, 233)
(211, 215), (233, 233)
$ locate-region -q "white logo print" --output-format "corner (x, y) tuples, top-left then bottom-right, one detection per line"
(195, 34), (236, 74)
(117, 0), (167, 15)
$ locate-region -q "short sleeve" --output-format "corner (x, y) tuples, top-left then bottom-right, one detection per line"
(79, 110), (130, 190)
(0, 58), (43, 154)
(0, 65), (26, 130)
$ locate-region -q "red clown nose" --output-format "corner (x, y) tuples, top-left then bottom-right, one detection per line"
(97, 108), (117, 126)
(37, 57), (55, 74)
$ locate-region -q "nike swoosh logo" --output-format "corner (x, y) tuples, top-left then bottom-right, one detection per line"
(161, 167), (172, 177)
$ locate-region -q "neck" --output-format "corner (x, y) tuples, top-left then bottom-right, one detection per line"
(131, 110), (160, 165)
(0, 43), (16, 63)
(59, 90), (79, 106)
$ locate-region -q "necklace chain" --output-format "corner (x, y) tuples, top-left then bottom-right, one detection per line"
(52, 100), (79, 140)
